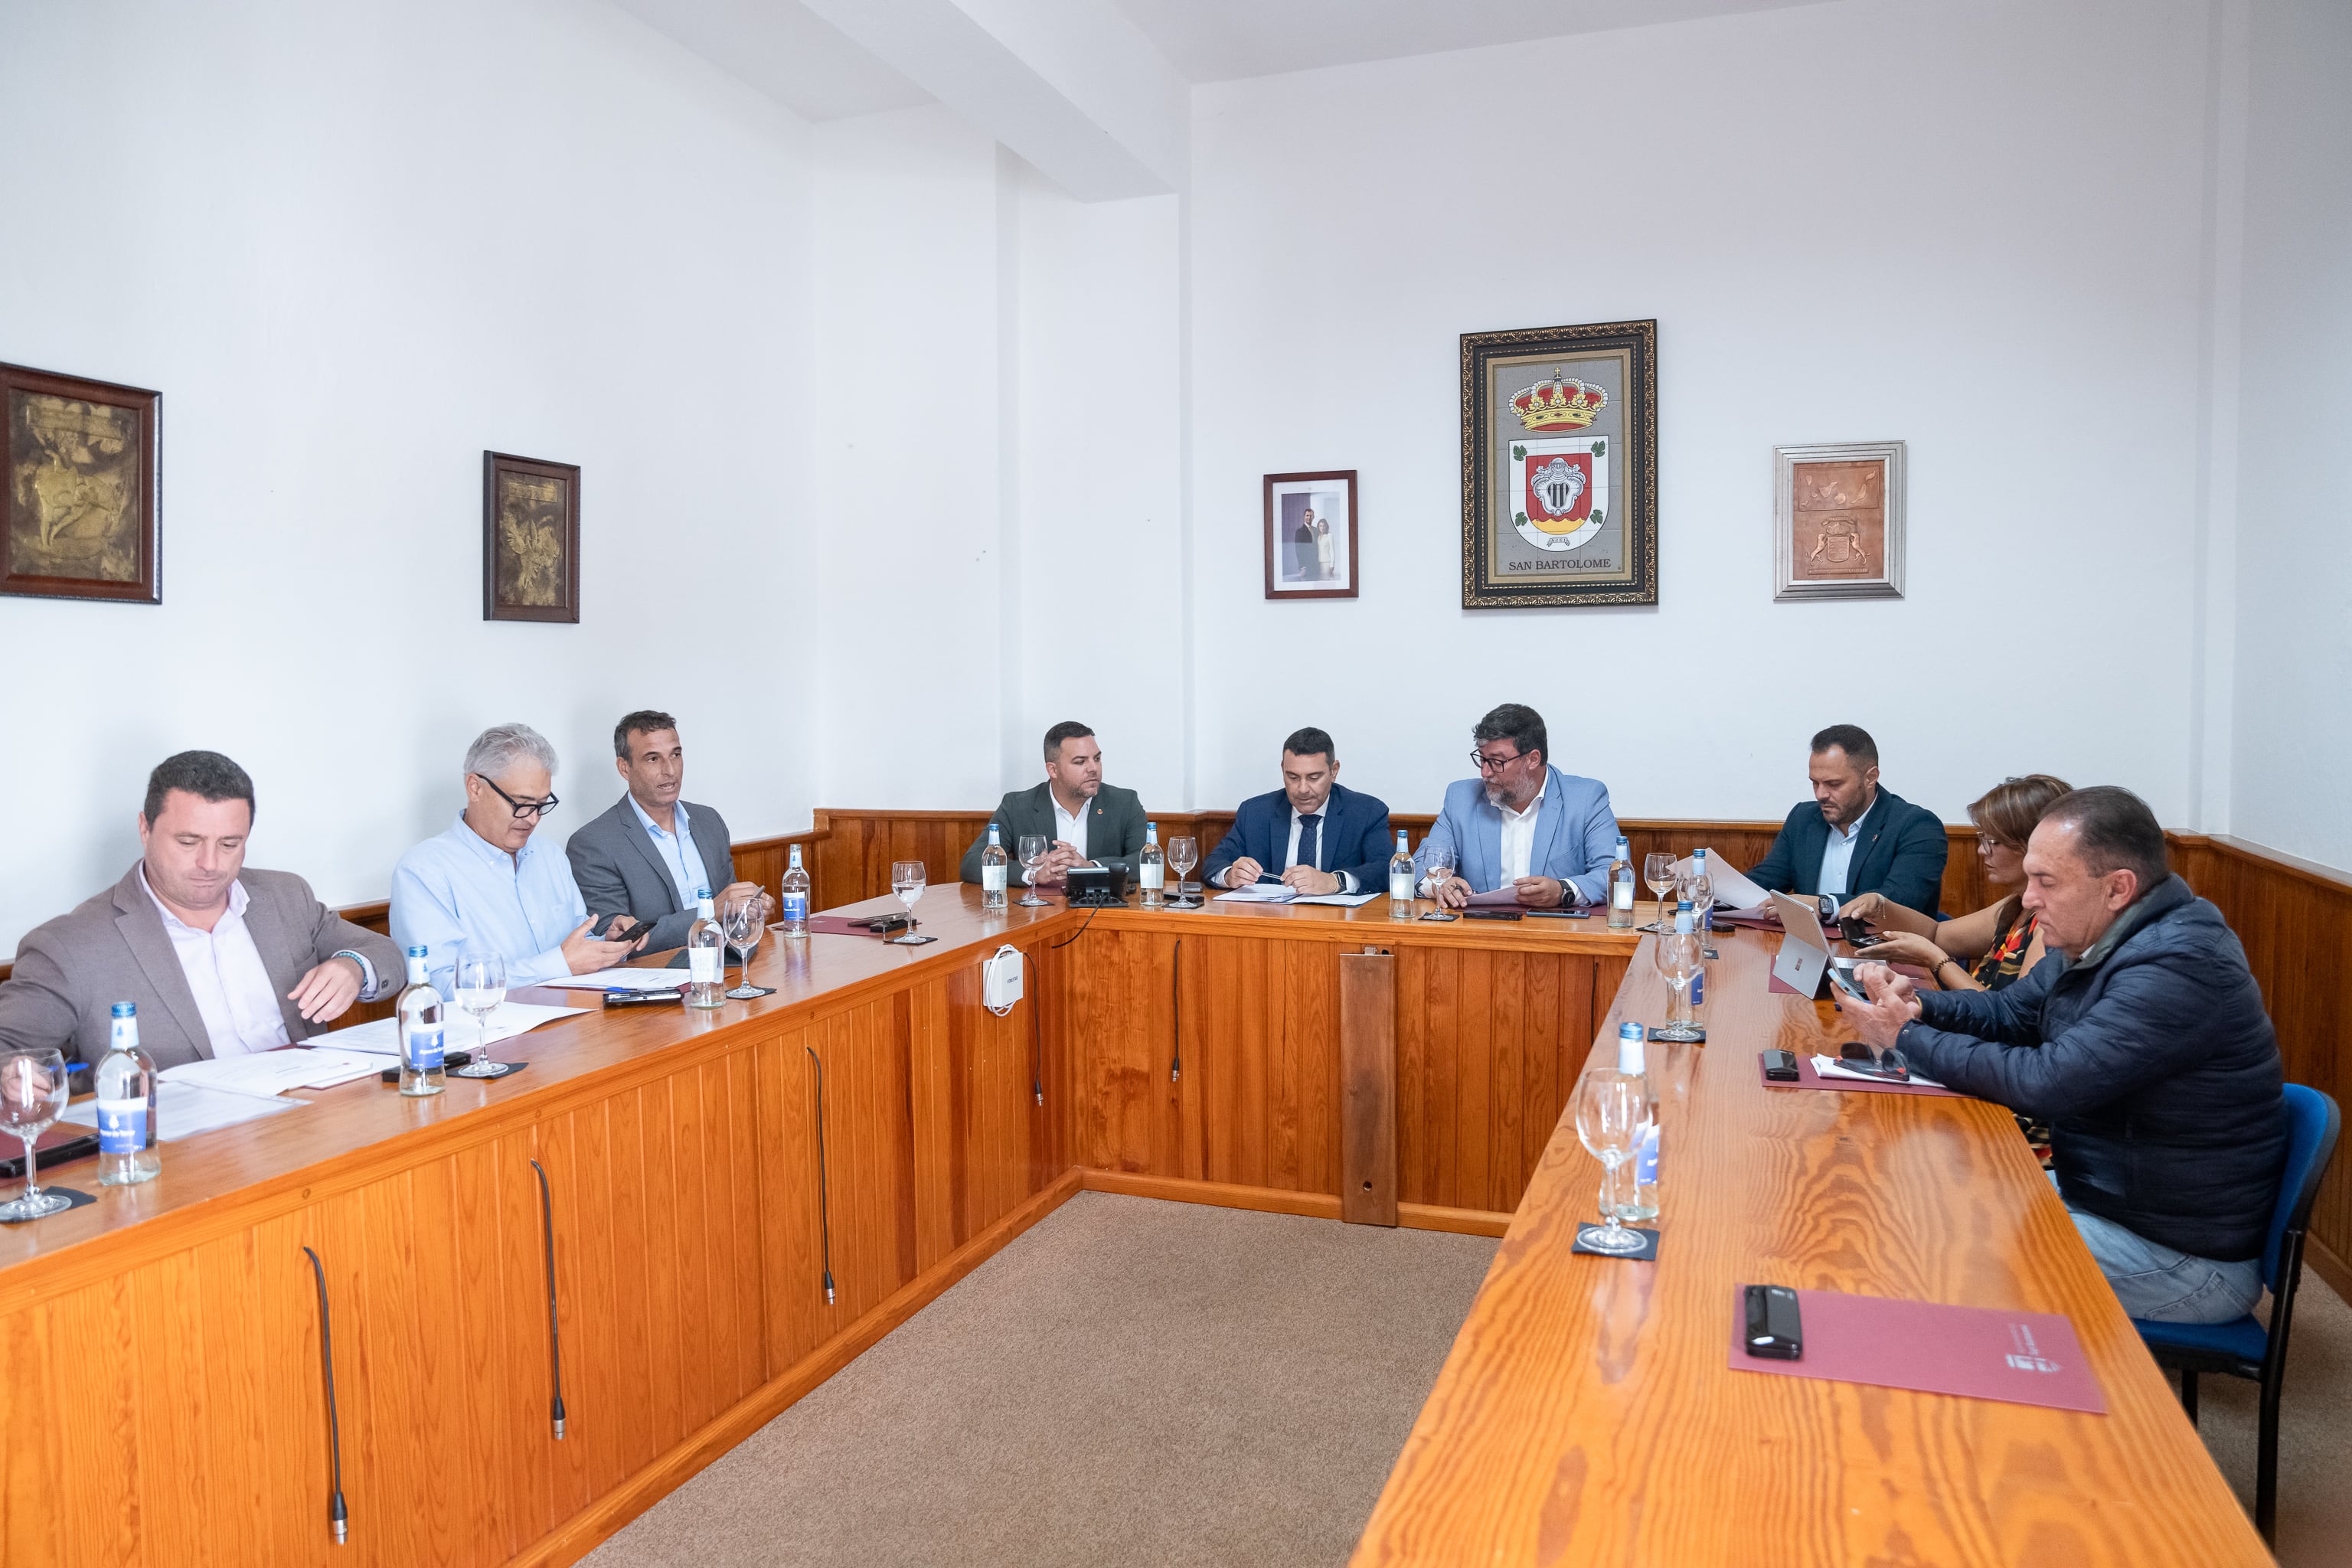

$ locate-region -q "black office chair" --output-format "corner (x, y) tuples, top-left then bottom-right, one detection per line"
(2132, 1082), (2341, 1544)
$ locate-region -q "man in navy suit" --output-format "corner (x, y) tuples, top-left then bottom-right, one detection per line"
(1201, 727), (1393, 894)
(1746, 724), (1949, 916)
(1416, 704), (1622, 910)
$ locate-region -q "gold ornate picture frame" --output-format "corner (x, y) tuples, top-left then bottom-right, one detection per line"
(1, 361), (162, 606)
(483, 451), (580, 623)
(1774, 441), (1905, 601)
(1460, 318), (1658, 609)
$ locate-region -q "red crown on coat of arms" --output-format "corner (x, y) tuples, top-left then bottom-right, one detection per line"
(1511, 369), (1607, 431)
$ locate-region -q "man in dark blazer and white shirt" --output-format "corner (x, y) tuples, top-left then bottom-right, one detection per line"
(959, 722), (1148, 887)
(1202, 727), (1393, 893)
(1747, 724), (1950, 917)
(566, 710), (771, 951)
(0, 751), (401, 1070)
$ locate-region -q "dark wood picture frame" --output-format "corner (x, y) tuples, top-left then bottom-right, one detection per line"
(1, 361), (162, 605)
(1460, 318), (1658, 609)
(1263, 469), (1359, 600)
(482, 451), (580, 623)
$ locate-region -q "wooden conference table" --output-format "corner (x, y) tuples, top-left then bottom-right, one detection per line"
(0, 889), (2268, 1566)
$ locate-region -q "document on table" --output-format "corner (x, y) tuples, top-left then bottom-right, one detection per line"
(160, 1046), (387, 1096)
(328, 1001), (591, 1056)
(1286, 890), (1381, 906)
(1465, 886), (1526, 907)
(1676, 850), (1771, 910)
(64, 1080), (302, 1142)
(1811, 1054), (1946, 1089)
(1214, 884), (1297, 903)
(539, 968), (690, 992)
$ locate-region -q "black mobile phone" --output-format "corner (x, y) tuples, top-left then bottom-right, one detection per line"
(1837, 916), (1884, 949)
(1525, 908), (1589, 920)
(1743, 1284), (1804, 1360)
(1464, 908), (1524, 922)
(1761, 1049), (1800, 1082)
(1827, 962), (1869, 1002)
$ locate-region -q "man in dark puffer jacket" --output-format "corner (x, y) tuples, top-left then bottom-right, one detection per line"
(1844, 786), (2285, 1323)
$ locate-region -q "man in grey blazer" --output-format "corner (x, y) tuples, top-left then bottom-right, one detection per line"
(565, 710), (772, 952)
(0, 751), (401, 1070)
(959, 721), (1149, 887)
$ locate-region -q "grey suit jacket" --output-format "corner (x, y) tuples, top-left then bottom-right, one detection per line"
(959, 782), (1149, 884)
(0, 864), (404, 1070)
(564, 795), (738, 952)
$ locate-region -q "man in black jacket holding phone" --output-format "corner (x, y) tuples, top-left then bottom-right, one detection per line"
(1843, 786), (2285, 1323)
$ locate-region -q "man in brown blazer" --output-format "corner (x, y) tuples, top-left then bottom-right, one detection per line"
(0, 751), (401, 1070)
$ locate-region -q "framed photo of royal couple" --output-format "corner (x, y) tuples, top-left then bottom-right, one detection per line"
(1262, 470), (1357, 599)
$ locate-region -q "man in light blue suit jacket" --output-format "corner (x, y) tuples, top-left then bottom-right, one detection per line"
(1415, 704), (1622, 909)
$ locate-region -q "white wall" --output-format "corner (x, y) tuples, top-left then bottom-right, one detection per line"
(2230, 0), (2352, 871)
(1186, 0), (2222, 830)
(0, 0), (816, 950)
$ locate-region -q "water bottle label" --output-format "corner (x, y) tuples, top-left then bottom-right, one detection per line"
(97, 1097), (149, 1154)
(982, 864), (1006, 893)
(1139, 863), (1164, 890)
(781, 893), (808, 923)
(1390, 871), (1414, 900)
(406, 1025), (444, 1073)
(1691, 966), (1705, 1007)
(690, 948), (720, 984)
(1612, 869), (1634, 910)
(1635, 1123), (1660, 1186)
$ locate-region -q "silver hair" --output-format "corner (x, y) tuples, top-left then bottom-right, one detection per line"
(462, 722), (559, 781)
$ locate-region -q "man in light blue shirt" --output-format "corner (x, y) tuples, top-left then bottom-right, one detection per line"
(390, 723), (646, 994)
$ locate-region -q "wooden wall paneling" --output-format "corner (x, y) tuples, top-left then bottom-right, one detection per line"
(805, 995), (921, 1324)
(936, 949), (1058, 1250)
(1187, 933), (1340, 1196)
(526, 1106), (599, 1524)
(753, 1023), (833, 1377)
(1339, 949), (1399, 1225)
(1060, 926), (1196, 1178)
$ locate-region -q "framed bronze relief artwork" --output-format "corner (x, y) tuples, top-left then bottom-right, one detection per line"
(1263, 470), (1358, 599)
(1460, 318), (1656, 609)
(1774, 441), (1905, 601)
(483, 452), (580, 623)
(1, 362), (161, 604)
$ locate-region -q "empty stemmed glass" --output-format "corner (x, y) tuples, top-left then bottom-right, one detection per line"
(1016, 835), (1050, 907)
(1643, 852), (1677, 933)
(449, 949), (511, 1078)
(1422, 845), (1458, 917)
(889, 860), (926, 944)
(724, 891), (771, 999)
(1653, 923), (1704, 1041)
(1167, 835), (1199, 906)
(0, 1047), (73, 1220)
(1573, 1067), (1653, 1255)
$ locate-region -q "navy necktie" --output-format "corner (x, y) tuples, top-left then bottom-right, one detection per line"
(1298, 812), (1321, 874)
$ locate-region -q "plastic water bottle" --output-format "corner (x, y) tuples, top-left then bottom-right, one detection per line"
(397, 946), (446, 1097)
(1607, 835), (1635, 929)
(780, 845), (810, 939)
(1677, 898), (1707, 1014)
(1138, 822), (1166, 908)
(687, 889), (726, 1008)
(1615, 1020), (1659, 1220)
(1388, 831), (1416, 920)
(1686, 848), (1717, 938)
(95, 1002), (159, 1185)
(980, 824), (1009, 913)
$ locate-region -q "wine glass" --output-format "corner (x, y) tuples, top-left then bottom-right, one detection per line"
(890, 860), (926, 943)
(1167, 835), (1198, 905)
(0, 1047), (73, 1220)
(724, 891), (769, 999)
(1573, 1069), (1652, 1255)
(1422, 844), (1458, 917)
(449, 948), (510, 1078)
(1643, 852), (1677, 932)
(1016, 835), (1050, 907)
(1652, 926), (1704, 1042)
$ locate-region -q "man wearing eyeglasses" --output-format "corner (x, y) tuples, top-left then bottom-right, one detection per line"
(1416, 704), (1622, 910)
(390, 723), (645, 995)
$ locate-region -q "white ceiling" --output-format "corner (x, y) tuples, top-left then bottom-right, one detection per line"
(1107, 0), (1827, 84)
(618, 0), (1828, 124)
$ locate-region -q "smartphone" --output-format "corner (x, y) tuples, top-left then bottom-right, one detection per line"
(1827, 961), (1869, 1002)
(1761, 1049), (1800, 1082)
(1525, 908), (1589, 920)
(1743, 1284), (1804, 1360)
(1837, 916), (1884, 949)
(1464, 908), (1524, 922)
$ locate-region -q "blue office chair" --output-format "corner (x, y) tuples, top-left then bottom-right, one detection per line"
(2133, 1082), (2341, 1544)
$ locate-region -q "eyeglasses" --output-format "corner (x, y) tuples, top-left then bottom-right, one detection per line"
(1471, 749), (1526, 774)
(475, 773), (559, 819)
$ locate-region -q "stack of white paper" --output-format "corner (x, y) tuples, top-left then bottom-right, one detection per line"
(1811, 1054), (1945, 1089)
(62, 1080), (300, 1142)
(328, 1001), (590, 1056)
(537, 968), (687, 992)
(161, 1046), (385, 1096)
(1213, 884), (1296, 903)
(1677, 850), (1771, 910)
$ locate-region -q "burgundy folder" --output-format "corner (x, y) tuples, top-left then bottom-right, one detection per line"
(1756, 1052), (1967, 1099)
(1730, 1285), (2106, 1413)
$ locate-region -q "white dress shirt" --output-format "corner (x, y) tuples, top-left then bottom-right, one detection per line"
(1021, 792), (1092, 885)
(1498, 786), (1547, 884)
(1283, 799), (1355, 891)
(629, 795), (713, 909)
(141, 869), (290, 1058)
(1817, 795), (1877, 900)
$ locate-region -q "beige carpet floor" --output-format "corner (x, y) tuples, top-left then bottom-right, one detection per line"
(581, 1193), (1498, 1568)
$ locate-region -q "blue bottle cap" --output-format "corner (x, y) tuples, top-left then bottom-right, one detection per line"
(697, 887), (711, 899)
(1676, 900), (1693, 910)
(406, 945), (427, 958)
(1619, 1021), (1642, 1040)
(111, 1001), (136, 1018)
